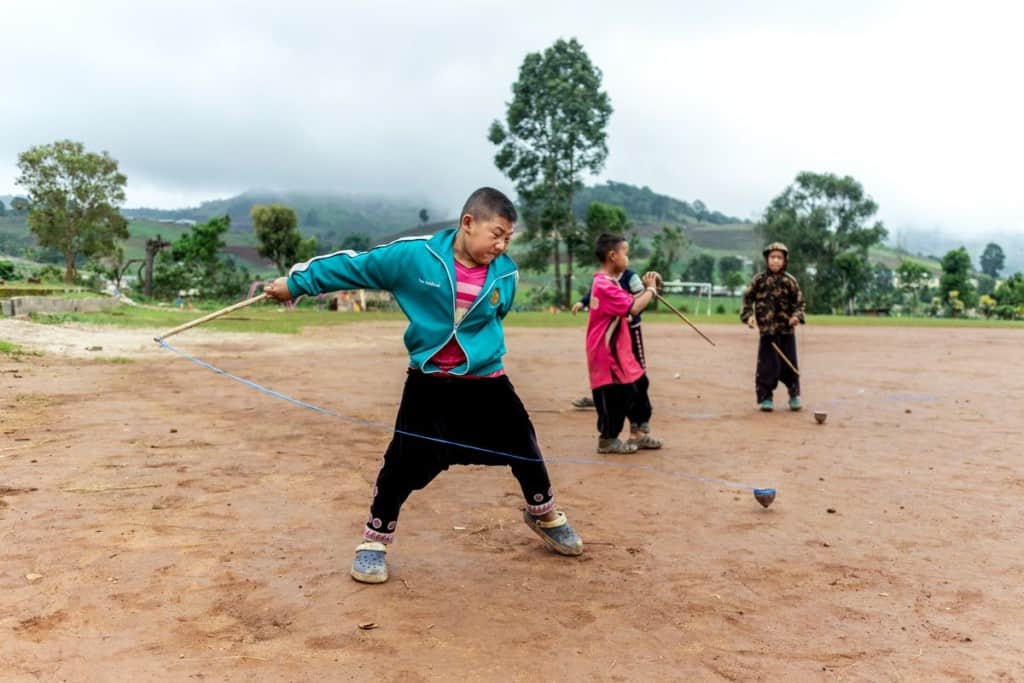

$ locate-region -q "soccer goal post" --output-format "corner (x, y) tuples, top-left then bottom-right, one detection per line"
(660, 280), (713, 315)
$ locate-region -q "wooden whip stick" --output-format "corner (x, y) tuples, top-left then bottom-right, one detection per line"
(654, 293), (716, 347)
(770, 341), (800, 376)
(155, 293), (270, 342)
(751, 301), (800, 376)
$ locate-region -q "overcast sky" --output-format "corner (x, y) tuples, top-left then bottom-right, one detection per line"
(2, 0), (1022, 237)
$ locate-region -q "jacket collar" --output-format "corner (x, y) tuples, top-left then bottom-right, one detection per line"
(427, 227), (517, 278)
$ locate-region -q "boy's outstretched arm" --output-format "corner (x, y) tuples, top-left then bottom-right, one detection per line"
(265, 241), (408, 302)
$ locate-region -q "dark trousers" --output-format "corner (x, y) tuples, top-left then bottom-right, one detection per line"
(592, 379), (649, 439)
(364, 370), (554, 544)
(756, 333), (800, 403)
(626, 325), (652, 428)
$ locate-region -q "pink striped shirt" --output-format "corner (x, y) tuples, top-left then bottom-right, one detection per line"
(430, 261), (504, 377)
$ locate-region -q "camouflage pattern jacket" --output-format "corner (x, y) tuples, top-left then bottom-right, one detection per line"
(739, 271), (806, 335)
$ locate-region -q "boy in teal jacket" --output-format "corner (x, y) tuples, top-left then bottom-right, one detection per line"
(265, 187), (583, 584)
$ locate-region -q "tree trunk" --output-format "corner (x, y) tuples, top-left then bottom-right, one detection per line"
(564, 242), (574, 308)
(552, 235), (562, 306)
(565, 183), (573, 309)
(144, 235), (171, 298)
(64, 251), (76, 283)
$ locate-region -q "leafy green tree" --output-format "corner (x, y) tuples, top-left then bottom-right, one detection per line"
(864, 262), (895, 308)
(489, 37), (613, 307)
(725, 270), (746, 295)
(15, 140), (129, 282)
(939, 247), (976, 308)
(692, 199), (707, 221)
(576, 202), (627, 268)
(979, 242), (1005, 278)
(153, 215), (250, 299)
(833, 251), (872, 314)
(0, 260), (15, 280)
(993, 272), (1024, 306)
(419, 208), (430, 225)
(685, 253), (715, 284)
(718, 255), (743, 282)
(896, 260), (931, 314)
(979, 295), (997, 319)
(10, 197), (29, 213)
(975, 273), (995, 297)
(645, 225), (687, 280)
(758, 172), (887, 313)
(252, 204), (307, 275)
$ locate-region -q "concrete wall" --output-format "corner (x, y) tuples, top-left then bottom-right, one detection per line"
(0, 296), (119, 317)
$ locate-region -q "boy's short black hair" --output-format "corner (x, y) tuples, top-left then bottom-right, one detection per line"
(595, 233), (626, 263)
(461, 187), (517, 224)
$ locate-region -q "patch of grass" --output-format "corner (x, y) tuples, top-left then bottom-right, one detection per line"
(0, 339), (23, 354)
(20, 301), (1024, 334)
(0, 339), (43, 357)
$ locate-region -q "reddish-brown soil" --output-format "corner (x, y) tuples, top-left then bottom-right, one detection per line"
(1, 319), (1021, 681)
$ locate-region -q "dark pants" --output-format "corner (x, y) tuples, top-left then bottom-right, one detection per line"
(626, 325), (652, 428)
(592, 379), (649, 440)
(756, 333), (800, 403)
(364, 370), (554, 544)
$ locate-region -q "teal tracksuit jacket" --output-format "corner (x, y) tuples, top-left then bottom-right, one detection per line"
(286, 228), (518, 376)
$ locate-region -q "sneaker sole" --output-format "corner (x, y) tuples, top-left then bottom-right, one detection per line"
(350, 568), (389, 584)
(523, 513), (584, 556)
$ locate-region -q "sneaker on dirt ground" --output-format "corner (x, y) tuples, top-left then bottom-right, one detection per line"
(522, 509), (583, 556)
(628, 434), (663, 449)
(789, 396), (802, 411)
(597, 437), (638, 454)
(759, 399), (774, 412)
(571, 396), (595, 408)
(350, 542), (389, 584)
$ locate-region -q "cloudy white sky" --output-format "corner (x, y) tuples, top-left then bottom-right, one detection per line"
(2, 0), (1022, 236)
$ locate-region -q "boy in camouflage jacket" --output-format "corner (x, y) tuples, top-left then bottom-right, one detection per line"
(739, 242), (806, 411)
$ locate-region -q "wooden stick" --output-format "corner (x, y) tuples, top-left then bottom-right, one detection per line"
(155, 293), (270, 341)
(770, 341), (800, 376)
(654, 293), (716, 346)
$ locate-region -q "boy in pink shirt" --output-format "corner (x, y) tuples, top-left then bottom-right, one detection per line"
(586, 233), (662, 454)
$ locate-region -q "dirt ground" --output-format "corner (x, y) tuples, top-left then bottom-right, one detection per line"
(1, 317), (1022, 681)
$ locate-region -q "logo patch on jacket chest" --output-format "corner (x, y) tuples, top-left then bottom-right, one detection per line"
(490, 289), (500, 306)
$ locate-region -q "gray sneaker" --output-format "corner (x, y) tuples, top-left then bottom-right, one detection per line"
(350, 541), (389, 584)
(522, 509), (583, 556)
(598, 438), (638, 454)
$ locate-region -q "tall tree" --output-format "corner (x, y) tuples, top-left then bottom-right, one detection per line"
(645, 225), (687, 281)
(153, 215), (250, 299)
(834, 251), (872, 314)
(896, 260), (931, 314)
(758, 172), (887, 313)
(489, 37), (613, 307)
(939, 246), (977, 308)
(252, 204), (313, 275)
(685, 253), (715, 284)
(15, 140), (129, 282)
(979, 242), (1005, 278)
(576, 202), (627, 268)
(718, 255), (744, 281)
(10, 197), (29, 213)
(418, 208), (430, 225)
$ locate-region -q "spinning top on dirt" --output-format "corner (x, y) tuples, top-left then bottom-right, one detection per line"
(753, 488), (776, 508)
(814, 411), (828, 425)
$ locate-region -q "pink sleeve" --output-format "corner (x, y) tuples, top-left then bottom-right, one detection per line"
(593, 276), (633, 317)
